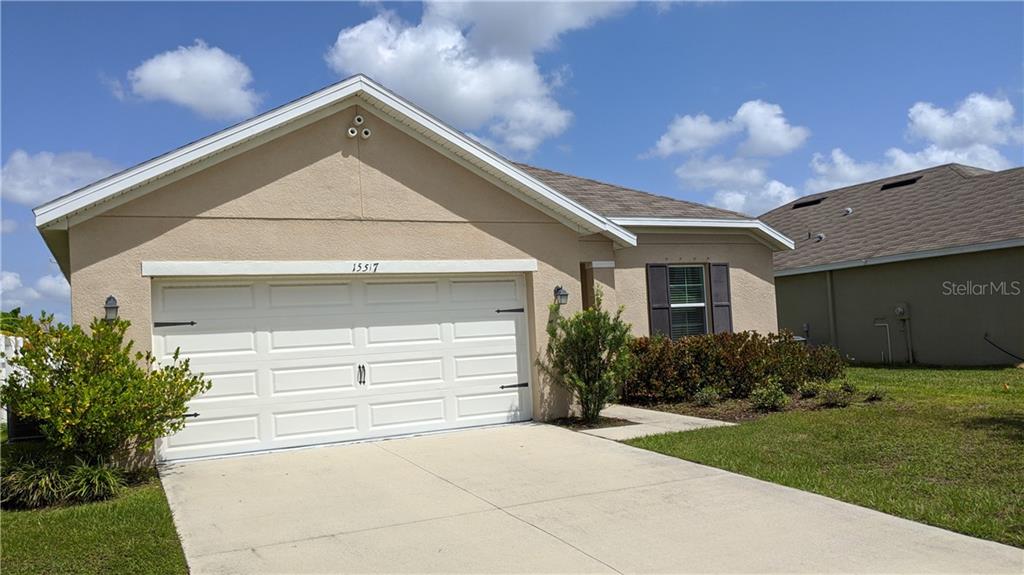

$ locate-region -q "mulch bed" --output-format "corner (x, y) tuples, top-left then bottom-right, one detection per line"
(639, 395), (825, 423)
(550, 416), (635, 430)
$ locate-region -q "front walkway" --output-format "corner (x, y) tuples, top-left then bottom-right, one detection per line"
(160, 424), (1021, 573)
(580, 404), (733, 440)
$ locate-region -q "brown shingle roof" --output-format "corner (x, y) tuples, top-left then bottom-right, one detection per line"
(759, 164), (1024, 273)
(515, 163), (747, 220)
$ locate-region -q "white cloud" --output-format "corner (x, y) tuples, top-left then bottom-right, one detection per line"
(35, 274), (70, 300)
(648, 100), (808, 158)
(325, 3), (626, 153)
(675, 156), (768, 190)
(1, 271), (40, 310)
(806, 92), (1021, 193)
(1, 219), (16, 234)
(733, 100), (810, 157)
(711, 180), (798, 217)
(908, 93), (1021, 149)
(127, 39), (260, 120)
(1, 150), (120, 206)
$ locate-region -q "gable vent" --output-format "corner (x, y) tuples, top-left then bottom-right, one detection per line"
(880, 176), (922, 191)
(793, 197), (825, 209)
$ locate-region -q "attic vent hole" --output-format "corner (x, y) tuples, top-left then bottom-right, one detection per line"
(793, 198), (825, 209)
(880, 176), (922, 191)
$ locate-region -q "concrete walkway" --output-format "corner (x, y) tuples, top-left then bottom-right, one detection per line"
(580, 404), (733, 440)
(160, 424), (1022, 574)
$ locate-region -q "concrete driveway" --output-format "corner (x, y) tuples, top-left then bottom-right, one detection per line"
(160, 424), (1023, 574)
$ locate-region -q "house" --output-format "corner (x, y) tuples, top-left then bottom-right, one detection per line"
(33, 75), (791, 461)
(760, 164), (1023, 366)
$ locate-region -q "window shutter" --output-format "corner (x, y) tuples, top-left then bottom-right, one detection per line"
(646, 264), (671, 337)
(709, 263), (733, 333)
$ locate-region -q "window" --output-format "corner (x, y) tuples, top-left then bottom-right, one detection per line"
(668, 265), (707, 338)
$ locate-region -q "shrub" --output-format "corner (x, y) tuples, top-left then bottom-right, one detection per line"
(865, 387), (887, 402)
(750, 380), (789, 412)
(539, 292), (633, 423)
(819, 387), (852, 409)
(1, 458), (124, 509)
(65, 462), (124, 503)
(0, 314), (211, 464)
(797, 380), (822, 398)
(693, 387), (720, 407)
(623, 331), (844, 404)
(840, 380), (858, 394)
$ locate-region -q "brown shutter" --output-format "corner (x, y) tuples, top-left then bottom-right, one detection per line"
(709, 263), (733, 333)
(646, 264), (671, 337)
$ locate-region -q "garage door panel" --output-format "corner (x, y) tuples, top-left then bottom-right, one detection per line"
(155, 274), (531, 461)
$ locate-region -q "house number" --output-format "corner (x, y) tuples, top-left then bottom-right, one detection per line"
(351, 262), (380, 273)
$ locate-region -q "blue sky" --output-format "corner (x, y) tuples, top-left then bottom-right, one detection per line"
(2, 1), (1022, 320)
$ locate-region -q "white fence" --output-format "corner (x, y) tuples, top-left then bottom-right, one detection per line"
(1, 335), (24, 425)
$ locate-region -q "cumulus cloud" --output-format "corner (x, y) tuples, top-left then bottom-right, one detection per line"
(1, 150), (120, 206)
(649, 100), (808, 158)
(712, 180), (798, 217)
(1, 271), (40, 310)
(806, 93), (1021, 193)
(1, 219), (16, 234)
(126, 39), (260, 120)
(325, 3), (626, 153)
(35, 274), (70, 300)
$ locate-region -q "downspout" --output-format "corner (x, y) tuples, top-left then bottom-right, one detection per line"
(826, 270), (838, 348)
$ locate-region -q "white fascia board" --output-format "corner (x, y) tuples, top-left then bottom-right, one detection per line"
(610, 217), (795, 251)
(775, 238), (1024, 277)
(141, 259), (539, 277)
(34, 75), (636, 247)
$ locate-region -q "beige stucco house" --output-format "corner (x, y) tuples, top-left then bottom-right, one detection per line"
(34, 75), (791, 461)
(761, 164), (1023, 366)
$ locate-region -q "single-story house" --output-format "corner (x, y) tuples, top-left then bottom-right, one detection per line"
(34, 75), (792, 461)
(760, 163), (1023, 366)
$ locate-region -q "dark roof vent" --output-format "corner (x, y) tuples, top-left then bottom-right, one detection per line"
(793, 197), (825, 209)
(879, 176), (922, 191)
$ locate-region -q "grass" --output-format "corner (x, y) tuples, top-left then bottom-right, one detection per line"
(626, 366), (1024, 548)
(0, 471), (187, 575)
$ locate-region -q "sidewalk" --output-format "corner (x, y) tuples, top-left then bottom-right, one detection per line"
(579, 404), (734, 440)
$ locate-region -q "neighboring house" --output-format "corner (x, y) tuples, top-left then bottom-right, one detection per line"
(33, 75), (791, 461)
(761, 164), (1024, 366)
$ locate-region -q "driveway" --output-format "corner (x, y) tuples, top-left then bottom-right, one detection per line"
(160, 424), (1023, 574)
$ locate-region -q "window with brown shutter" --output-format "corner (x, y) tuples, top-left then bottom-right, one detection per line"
(647, 263), (732, 338)
(709, 263), (733, 333)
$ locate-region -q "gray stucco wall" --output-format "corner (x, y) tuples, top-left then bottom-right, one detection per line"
(776, 247), (1024, 366)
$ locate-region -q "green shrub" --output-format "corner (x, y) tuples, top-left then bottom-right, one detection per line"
(623, 332), (844, 404)
(693, 387), (720, 407)
(539, 292), (633, 423)
(65, 461), (124, 503)
(750, 380), (789, 412)
(819, 387), (852, 408)
(797, 380), (822, 398)
(865, 387), (886, 402)
(0, 314), (211, 463)
(840, 380), (858, 394)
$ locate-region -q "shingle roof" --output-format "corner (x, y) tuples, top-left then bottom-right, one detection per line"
(515, 163), (747, 220)
(759, 164), (1024, 273)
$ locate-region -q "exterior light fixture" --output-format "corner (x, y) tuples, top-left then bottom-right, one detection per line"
(104, 295), (119, 322)
(553, 285), (569, 306)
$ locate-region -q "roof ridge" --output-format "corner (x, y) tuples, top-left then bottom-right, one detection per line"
(515, 162), (748, 218)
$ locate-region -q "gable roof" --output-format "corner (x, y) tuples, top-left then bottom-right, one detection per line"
(34, 74), (636, 247)
(760, 163), (1024, 275)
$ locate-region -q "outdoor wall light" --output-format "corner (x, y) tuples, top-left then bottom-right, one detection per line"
(103, 295), (119, 322)
(553, 285), (569, 306)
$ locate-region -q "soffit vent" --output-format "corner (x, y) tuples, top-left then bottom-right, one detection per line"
(880, 176), (922, 191)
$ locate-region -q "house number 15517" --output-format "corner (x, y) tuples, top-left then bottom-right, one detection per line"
(351, 262), (380, 273)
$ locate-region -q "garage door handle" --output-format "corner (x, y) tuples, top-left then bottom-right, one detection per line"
(154, 321), (197, 328)
(495, 308), (524, 314)
(183, 412), (200, 418)
(500, 383), (529, 389)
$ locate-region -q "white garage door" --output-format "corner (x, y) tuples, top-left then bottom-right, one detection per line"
(152, 275), (532, 461)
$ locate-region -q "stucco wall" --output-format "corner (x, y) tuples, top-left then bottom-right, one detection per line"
(70, 105), (581, 419)
(613, 232), (779, 336)
(775, 247), (1024, 365)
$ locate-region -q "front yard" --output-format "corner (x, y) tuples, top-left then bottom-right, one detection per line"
(0, 471), (187, 575)
(628, 366), (1024, 548)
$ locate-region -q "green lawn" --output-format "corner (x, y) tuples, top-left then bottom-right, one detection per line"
(0, 474), (187, 575)
(627, 366), (1024, 548)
